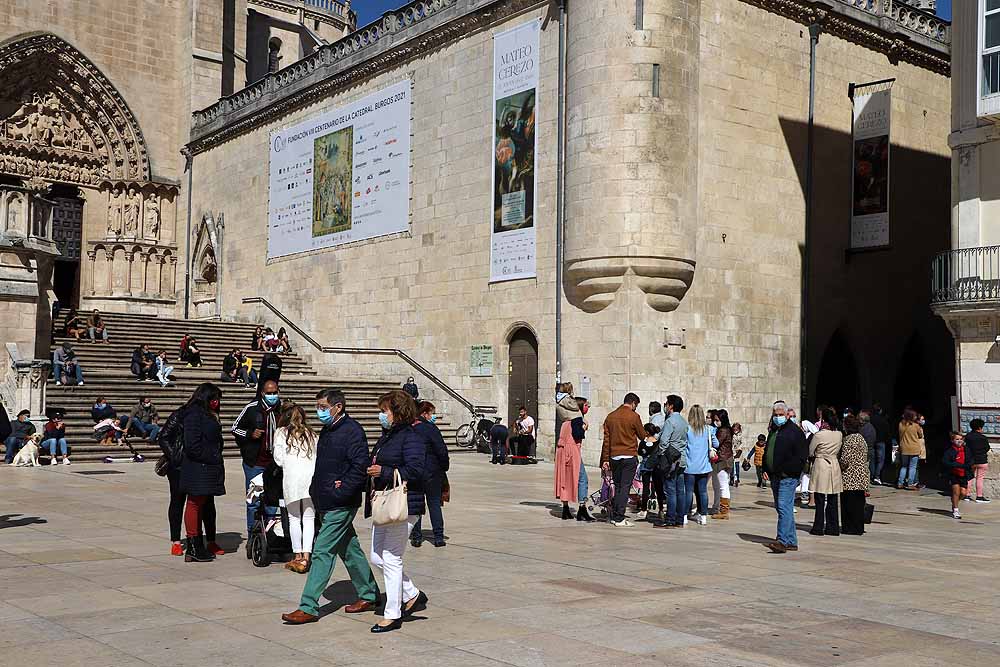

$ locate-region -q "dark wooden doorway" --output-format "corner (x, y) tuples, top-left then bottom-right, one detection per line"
(507, 328), (538, 428)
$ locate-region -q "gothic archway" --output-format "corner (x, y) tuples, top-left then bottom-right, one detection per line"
(815, 328), (861, 412)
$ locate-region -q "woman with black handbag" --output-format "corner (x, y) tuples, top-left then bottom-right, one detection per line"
(366, 390), (427, 633)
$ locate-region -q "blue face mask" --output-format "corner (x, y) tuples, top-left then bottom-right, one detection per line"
(316, 408), (333, 425)
(96, 403), (107, 410)
(379, 412), (391, 430)
(429, 415), (437, 424)
(773, 415), (787, 427)
(263, 393), (279, 407)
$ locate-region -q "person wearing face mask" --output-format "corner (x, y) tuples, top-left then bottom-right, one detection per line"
(179, 383), (226, 563)
(125, 396), (160, 441)
(402, 376), (419, 400)
(281, 389), (380, 625)
(410, 400), (450, 547)
(365, 390), (427, 633)
(232, 379), (283, 538)
(763, 400), (808, 554)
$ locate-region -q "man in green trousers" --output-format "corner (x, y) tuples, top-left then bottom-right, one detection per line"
(282, 389), (379, 624)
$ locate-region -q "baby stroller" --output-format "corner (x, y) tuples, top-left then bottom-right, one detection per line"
(585, 468), (616, 519)
(245, 466), (292, 567)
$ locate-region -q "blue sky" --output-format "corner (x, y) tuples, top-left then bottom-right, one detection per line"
(353, 0), (406, 25)
(354, 0), (951, 28)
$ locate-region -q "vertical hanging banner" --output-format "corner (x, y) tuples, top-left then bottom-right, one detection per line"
(850, 81), (892, 249)
(491, 20), (539, 282)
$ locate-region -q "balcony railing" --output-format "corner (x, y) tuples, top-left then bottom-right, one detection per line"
(305, 0), (345, 15)
(931, 246), (1000, 305)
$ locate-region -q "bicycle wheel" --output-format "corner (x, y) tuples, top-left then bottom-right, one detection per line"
(455, 423), (474, 448)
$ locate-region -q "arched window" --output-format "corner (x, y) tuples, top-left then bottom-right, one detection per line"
(268, 37), (282, 73)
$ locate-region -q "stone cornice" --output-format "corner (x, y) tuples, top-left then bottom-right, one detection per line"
(187, 0), (950, 154)
(248, 0), (354, 28)
(739, 0), (950, 75)
(188, 0), (547, 153)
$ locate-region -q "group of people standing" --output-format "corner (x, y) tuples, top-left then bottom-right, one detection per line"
(158, 381), (445, 633)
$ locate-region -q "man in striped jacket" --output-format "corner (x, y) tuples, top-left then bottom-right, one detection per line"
(231, 378), (283, 537)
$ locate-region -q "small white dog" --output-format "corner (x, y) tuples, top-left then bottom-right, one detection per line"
(11, 434), (42, 467)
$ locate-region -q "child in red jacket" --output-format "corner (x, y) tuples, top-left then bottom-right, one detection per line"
(942, 432), (973, 520)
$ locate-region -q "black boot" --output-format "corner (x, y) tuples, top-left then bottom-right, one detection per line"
(561, 504), (574, 520)
(185, 537), (213, 562)
(576, 505), (596, 522)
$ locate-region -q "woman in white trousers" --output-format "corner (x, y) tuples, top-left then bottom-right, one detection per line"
(272, 404), (317, 574)
(156, 351), (174, 387)
(367, 390), (428, 633)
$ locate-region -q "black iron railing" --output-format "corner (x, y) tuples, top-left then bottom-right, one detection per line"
(242, 296), (478, 416)
(931, 245), (1000, 304)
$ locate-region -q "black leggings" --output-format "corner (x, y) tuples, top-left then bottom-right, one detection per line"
(168, 469), (216, 542)
(640, 469), (665, 513)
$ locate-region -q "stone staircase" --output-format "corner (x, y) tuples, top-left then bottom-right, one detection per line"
(31, 311), (460, 463)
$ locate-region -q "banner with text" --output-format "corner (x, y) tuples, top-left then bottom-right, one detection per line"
(490, 20), (539, 282)
(267, 80), (411, 259)
(850, 83), (891, 249)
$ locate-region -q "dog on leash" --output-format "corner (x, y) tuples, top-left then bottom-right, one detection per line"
(11, 434), (42, 467)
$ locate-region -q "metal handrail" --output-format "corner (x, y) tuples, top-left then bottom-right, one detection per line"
(242, 297), (477, 415)
(931, 245), (1000, 305)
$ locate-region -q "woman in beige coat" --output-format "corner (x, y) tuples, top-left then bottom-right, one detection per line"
(809, 408), (843, 536)
(896, 409), (924, 490)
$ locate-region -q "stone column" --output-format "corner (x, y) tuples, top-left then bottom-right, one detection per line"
(124, 251), (134, 296)
(104, 249), (114, 293)
(87, 250), (97, 295)
(563, 0), (699, 313)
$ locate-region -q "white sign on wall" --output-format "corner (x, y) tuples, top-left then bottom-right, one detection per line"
(267, 80), (411, 259)
(490, 20), (539, 282)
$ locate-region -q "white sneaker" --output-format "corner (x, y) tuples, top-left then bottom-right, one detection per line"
(698, 515), (708, 526)
(874, 478), (882, 485)
(611, 519), (633, 527)
(682, 516), (688, 526)
(952, 508), (962, 520)
(62, 458), (70, 465)
(77, 382), (84, 386)
(635, 511), (647, 520)
(55, 381), (62, 386)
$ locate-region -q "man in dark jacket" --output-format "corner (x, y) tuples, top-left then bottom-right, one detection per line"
(763, 400), (807, 554)
(131, 345), (156, 381)
(124, 397), (160, 441)
(965, 418), (992, 503)
(4, 409), (34, 464)
(870, 404), (891, 484)
(282, 389), (380, 625)
(232, 379), (282, 537)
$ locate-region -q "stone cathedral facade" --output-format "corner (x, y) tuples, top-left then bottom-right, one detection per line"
(1, 0), (955, 456)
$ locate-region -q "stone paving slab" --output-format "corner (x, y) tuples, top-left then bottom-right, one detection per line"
(1, 457), (999, 666)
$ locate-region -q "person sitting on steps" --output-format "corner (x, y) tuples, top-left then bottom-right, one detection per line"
(132, 344), (157, 382)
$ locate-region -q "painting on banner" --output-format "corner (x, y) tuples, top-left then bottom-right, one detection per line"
(491, 20), (539, 282)
(850, 84), (891, 249)
(268, 80), (411, 259)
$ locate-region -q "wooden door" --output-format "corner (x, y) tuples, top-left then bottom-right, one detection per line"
(508, 328), (538, 427)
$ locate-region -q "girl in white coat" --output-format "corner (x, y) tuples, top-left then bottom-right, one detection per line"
(273, 404), (318, 573)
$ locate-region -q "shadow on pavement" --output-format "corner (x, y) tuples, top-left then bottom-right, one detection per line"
(0, 513), (47, 529)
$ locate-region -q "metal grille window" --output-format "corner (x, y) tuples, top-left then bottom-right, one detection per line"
(983, 0), (1000, 97)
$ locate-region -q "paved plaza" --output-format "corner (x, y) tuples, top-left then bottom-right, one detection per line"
(1, 456), (999, 667)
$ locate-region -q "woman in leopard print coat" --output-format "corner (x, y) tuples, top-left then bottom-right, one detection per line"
(839, 415), (870, 535)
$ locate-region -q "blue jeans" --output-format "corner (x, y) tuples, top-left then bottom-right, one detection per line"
(771, 476), (799, 547)
(897, 455), (919, 486)
(664, 474), (687, 524)
(243, 463), (268, 535)
(578, 459), (589, 501)
(4, 435), (24, 463)
(43, 437), (68, 457)
(126, 418), (160, 441)
(53, 358), (84, 384)
(871, 442), (885, 481)
(685, 472), (709, 516)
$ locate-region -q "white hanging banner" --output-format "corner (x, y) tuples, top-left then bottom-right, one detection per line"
(850, 84), (891, 249)
(490, 20), (539, 282)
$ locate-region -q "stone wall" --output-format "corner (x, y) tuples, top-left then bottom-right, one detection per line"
(190, 0), (951, 459)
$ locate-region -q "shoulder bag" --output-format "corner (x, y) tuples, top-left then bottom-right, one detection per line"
(371, 468), (408, 526)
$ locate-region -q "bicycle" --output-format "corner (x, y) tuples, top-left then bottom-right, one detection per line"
(455, 412), (501, 451)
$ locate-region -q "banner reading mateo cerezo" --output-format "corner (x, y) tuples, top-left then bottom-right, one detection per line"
(850, 81), (892, 250)
(490, 20), (539, 282)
